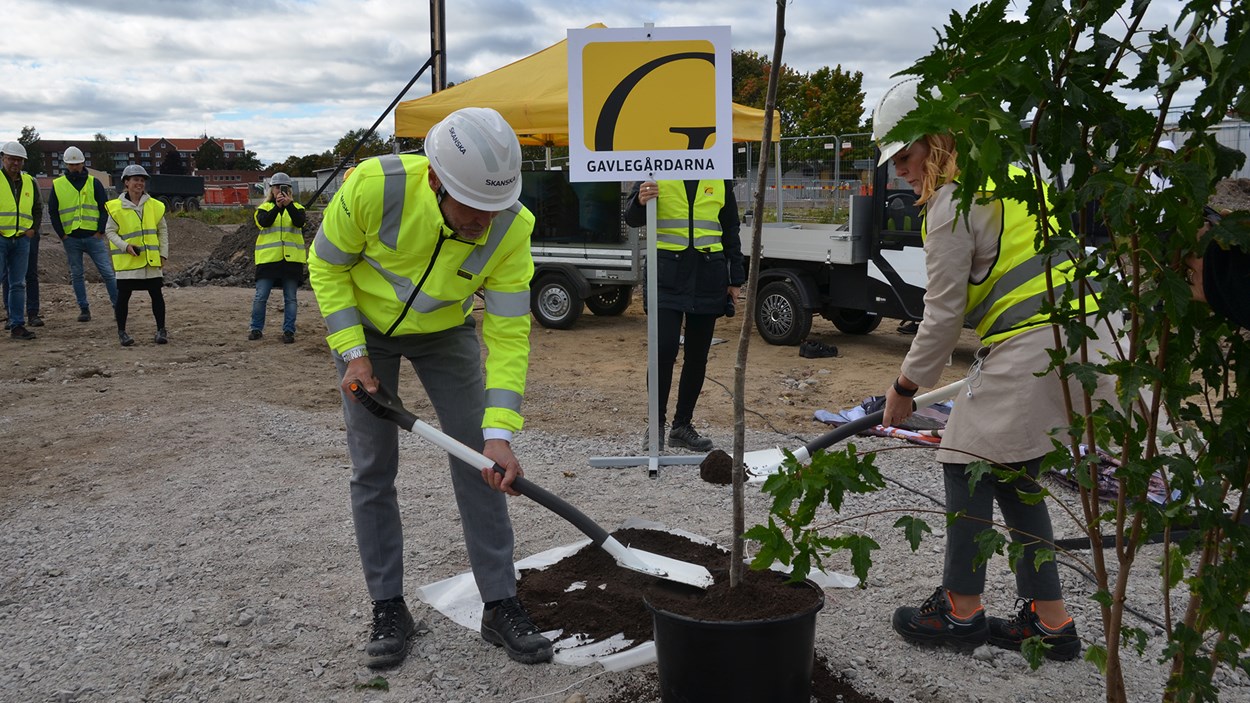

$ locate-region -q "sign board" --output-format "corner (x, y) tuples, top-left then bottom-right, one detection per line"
(567, 25), (732, 183)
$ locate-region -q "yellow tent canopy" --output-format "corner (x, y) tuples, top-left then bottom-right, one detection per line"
(394, 23), (777, 146)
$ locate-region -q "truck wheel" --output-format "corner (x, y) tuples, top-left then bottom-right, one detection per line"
(172, 197), (185, 212)
(756, 280), (811, 346)
(185, 197), (201, 212)
(531, 274), (584, 329)
(830, 308), (882, 335)
(585, 285), (632, 316)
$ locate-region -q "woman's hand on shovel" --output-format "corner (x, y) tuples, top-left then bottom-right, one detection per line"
(882, 375), (919, 427)
(482, 439), (523, 497)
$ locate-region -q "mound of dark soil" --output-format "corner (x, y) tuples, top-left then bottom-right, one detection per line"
(170, 211), (322, 288)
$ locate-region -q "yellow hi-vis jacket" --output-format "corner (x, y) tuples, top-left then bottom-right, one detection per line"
(253, 201), (308, 264)
(655, 180), (725, 252)
(0, 172), (36, 238)
(922, 167), (1100, 345)
(106, 197), (166, 271)
(52, 175), (100, 233)
(308, 154), (535, 433)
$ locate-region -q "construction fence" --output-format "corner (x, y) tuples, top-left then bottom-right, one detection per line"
(731, 132), (877, 224)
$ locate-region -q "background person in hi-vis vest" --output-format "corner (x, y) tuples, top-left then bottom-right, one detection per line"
(49, 146), (119, 323)
(105, 165), (170, 347)
(249, 172), (306, 344)
(623, 178), (745, 452)
(1, 140), (43, 340)
(873, 78), (1118, 662)
(308, 107), (552, 669)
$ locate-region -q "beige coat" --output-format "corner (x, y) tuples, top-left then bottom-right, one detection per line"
(901, 182), (1119, 465)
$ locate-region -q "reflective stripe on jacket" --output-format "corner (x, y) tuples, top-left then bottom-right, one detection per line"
(52, 175), (100, 233)
(106, 197), (166, 271)
(922, 167), (1100, 345)
(308, 154), (535, 432)
(0, 172), (36, 238)
(655, 179), (724, 252)
(254, 201), (308, 264)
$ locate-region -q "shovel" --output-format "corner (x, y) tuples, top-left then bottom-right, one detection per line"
(348, 381), (715, 590)
(742, 378), (969, 478)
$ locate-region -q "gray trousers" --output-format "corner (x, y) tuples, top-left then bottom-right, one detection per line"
(336, 319), (517, 603)
(942, 458), (1062, 600)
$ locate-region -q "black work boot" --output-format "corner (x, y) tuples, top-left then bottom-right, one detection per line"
(365, 597), (420, 669)
(154, 328), (168, 344)
(988, 598), (1081, 661)
(480, 597), (553, 664)
(119, 331), (134, 347)
(668, 423), (713, 452)
(642, 424), (666, 451)
(892, 586), (989, 650)
(78, 308), (91, 322)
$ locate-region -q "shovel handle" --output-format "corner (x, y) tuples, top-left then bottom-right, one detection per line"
(802, 378), (969, 456)
(348, 382), (612, 546)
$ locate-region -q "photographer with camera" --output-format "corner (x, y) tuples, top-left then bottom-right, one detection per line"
(250, 173), (306, 343)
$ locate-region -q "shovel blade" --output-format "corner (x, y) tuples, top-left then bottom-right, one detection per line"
(602, 537), (714, 589)
(743, 447), (788, 478)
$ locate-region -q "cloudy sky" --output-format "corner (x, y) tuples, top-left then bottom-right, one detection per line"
(2, 0), (1196, 166)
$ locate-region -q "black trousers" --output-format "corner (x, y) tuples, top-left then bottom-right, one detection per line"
(655, 308), (718, 428)
(115, 277), (166, 332)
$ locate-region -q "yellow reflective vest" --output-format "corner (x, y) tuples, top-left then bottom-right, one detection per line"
(52, 175), (101, 233)
(655, 180), (725, 252)
(0, 172), (36, 238)
(106, 197), (166, 271)
(253, 201), (307, 264)
(922, 167), (1100, 345)
(308, 154), (535, 432)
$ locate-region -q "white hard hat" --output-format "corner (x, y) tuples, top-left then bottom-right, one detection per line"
(872, 78), (928, 167)
(1, 141), (28, 159)
(424, 107), (522, 211)
(1158, 139), (1177, 152)
(122, 164), (150, 180)
(63, 146), (86, 164)
(269, 172), (293, 186)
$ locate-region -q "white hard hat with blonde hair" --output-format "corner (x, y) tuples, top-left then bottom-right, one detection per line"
(872, 78), (926, 167)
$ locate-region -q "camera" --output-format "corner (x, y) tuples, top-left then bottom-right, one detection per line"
(279, 184), (292, 196)
(1202, 205), (1222, 226)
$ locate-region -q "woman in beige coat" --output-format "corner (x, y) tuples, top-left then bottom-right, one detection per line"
(874, 79), (1116, 662)
(105, 165), (169, 346)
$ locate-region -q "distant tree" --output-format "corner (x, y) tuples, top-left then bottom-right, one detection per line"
(195, 139), (225, 170)
(89, 133), (113, 172)
(335, 129), (389, 160)
(161, 150), (187, 175)
(271, 151), (335, 177)
(731, 50), (805, 134)
(18, 125), (42, 176)
(782, 65), (868, 173)
(227, 149), (262, 171)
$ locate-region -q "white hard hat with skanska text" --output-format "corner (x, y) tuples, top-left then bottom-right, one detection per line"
(63, 146), (86, 164)
(424, 107), (522, 211)
(1, 141), (28, 159)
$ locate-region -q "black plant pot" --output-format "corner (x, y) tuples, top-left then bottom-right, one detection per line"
(644, 580), (824, 703)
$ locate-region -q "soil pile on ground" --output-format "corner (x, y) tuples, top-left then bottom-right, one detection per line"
(1212, 177), (1250, 211)
(698, 449), (734, 484)
(170, 211), (322, 288)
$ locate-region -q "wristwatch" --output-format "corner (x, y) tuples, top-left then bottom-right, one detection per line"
(341, 347), (368, 362)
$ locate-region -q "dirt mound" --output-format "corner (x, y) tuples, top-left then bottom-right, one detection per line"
(171, 210), (322, 288)
(1211, 177), (1250, 212)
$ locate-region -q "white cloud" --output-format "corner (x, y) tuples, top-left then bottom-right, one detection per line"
(1, 0), (1204, 166)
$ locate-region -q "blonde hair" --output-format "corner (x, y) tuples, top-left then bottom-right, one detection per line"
(915, 133), (959, 205)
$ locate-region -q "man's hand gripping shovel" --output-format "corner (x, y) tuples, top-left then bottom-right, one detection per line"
(348, 382), (714, 590)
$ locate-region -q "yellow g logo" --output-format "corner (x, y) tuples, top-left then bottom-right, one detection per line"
(581, 40), (717, 152)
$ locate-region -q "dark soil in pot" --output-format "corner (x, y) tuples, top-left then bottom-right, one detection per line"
(517, 527), (896, 703)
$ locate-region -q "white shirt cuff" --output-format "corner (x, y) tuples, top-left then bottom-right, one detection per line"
(482, 428), (513, 443)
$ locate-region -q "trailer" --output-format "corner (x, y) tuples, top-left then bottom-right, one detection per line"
(146, 174), (206, 212)
(518, 170), (641, 329)
(746, 161), (928, 345)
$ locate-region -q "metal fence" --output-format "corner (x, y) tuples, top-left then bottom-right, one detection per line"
(732, 132), (876, 224)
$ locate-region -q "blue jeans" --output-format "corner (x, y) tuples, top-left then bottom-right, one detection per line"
(0, 235), (31, 327)
(62, 235), (119, 309)
(250, 276), (298, 334)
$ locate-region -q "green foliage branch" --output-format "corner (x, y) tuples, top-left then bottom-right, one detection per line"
(745, 2), (1249, 700)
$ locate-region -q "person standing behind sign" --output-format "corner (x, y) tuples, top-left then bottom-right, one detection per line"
(106, 165), (170, 347)
(249, 172), (306, 344)
(49, 146), (119, 322)
(624, 179), (744, 451)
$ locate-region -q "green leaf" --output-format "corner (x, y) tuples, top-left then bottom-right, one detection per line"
(894, 515), (933, 551)
(1020, 636), (1048, 670)
(355, 676), (390, 691)
(1085, 643), (1108, 673)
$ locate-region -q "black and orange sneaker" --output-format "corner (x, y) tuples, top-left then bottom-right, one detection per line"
(988, 599), (1081, 661)
(892, 586), (988, 649)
